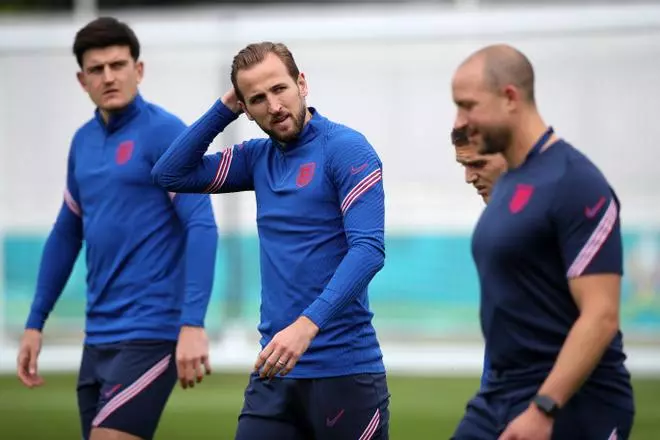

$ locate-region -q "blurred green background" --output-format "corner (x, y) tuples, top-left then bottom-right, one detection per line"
(1, 373), (660, 439)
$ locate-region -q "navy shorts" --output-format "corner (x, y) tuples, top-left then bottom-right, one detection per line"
(452, 387), (634, 440)
(76, 340), (177, 440)
(235, 372), (390, 440)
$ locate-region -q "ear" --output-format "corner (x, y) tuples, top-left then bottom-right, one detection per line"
(239, 102), (254, 121)
(297, 72), (308, 98)
(76, 71), (88, 92)
(503, 85), (521, 111)
(135, 60), (144, 85)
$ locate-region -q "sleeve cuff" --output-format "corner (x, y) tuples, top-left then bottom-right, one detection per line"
(302, 296), (333, 330)
(179, 314), (205, 328)
(25, 311), (46, 331)
(213, 99), (241, 122)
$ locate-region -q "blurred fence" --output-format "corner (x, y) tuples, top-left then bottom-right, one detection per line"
(1, 2), (660, 373)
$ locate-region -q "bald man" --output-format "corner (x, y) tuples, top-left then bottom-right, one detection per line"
(450, 45), (634, 440)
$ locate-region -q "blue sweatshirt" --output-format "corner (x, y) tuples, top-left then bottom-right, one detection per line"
(25, 94), (218, 345)
(152, 100), (386, 378)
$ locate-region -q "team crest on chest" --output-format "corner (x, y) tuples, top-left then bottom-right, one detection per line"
(296, 162), (316, 188)
(509, 183), (534, 214)
(116, 140), (134, 165)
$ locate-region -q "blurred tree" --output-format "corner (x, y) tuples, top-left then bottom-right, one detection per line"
(0, 0), (73, 12)
(97, 0), (392, 8)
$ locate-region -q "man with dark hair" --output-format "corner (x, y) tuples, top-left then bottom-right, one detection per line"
(452, 125), (507, 393)
(450, 44), (634, 439)
(16, 16), (218, 440)
(452, 125), (507, 204)
(152, 41), (390, 440)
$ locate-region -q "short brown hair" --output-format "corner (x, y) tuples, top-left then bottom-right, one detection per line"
(73, 16), (140, 68)
(230, 42), (300, 102)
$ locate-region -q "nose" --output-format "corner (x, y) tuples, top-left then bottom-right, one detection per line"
(465, 168), (477, 185)
(454, 110), (468, 132)
(102, 65), (115, 84)
(267, 95), (282, 114)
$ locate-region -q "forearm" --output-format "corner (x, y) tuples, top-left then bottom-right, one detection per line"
(152, 100), (238, 192)
(26, 225), (82, 331)
(179, 224), (218, 327)
(302, 242), (384, 329)
(537, 312), (619, 406)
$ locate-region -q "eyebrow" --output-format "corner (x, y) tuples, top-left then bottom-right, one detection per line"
(247, 83), (288, 102)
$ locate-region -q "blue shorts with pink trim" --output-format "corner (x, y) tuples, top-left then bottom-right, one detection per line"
(76, 339), (177, 440)
(235, 372), (390, 440)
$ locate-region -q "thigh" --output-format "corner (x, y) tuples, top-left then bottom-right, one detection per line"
(552, 394), (634, 440)
(309, 373), (391, 440)
(91, 340), (177, 440)
(451, 392), (501, 440)
(235, 373), (311, 440)
(235, 415), (309, 440)
(77, 345), (101, 440)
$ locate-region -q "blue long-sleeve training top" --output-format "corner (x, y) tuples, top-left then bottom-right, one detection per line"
(25, 93), (218, 344)
(152, 100), (386, 378)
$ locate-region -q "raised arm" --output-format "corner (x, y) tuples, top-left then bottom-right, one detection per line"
(152, 98), (255, 194)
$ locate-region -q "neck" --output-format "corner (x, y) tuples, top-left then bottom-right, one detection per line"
(504, 108), (551, 169)
(100, 109), (111, 124)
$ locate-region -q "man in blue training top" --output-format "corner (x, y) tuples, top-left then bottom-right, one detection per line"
(452, 125), (507, 390)
(450, 44), (634, 440)
(152, 41), (390, 440)
(15, 17), (218, 440)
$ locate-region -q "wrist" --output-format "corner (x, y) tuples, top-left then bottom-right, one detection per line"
(297, 315), (320, 339)
(219, 97), (241, 115)
(179, 325), (204, 333)
(24, 328), (42, 335)
(531, 394), (561, 420)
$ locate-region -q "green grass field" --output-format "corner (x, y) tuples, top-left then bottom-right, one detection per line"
(0, 373), (659, 439)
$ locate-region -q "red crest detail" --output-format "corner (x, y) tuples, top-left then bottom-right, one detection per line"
(509, 184), (534, 214)
(116, 141), (134, 165)
(296, 162), (316, 188)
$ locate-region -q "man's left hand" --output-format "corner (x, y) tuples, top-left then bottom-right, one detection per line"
(499, 404), (553, 440)
(176, 326), (211, 389)
(254, 316), (319, 379)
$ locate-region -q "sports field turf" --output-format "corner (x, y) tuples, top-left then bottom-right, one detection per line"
(0, 373), (659, 439)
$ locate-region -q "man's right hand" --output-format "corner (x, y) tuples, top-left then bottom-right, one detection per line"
(17, 329), (44, 388)
(221, 87), (243, 114)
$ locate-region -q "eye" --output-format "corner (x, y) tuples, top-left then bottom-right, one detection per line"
(87, 66), (103, 74)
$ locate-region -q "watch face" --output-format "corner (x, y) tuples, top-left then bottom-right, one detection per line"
(535, 395), (558, 415)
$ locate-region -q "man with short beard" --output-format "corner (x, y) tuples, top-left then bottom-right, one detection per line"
(450, 44), (634, 440)
(152, 41), (390, 440)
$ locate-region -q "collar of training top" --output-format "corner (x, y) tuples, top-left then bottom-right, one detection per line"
(94, 92), (145, 135)
(273, 107), (324, 151)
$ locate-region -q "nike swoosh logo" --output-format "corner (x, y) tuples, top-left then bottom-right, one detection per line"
(350, 164), (368, 175)
(326, 409), (345, 427)
(585, 196), (607, 218)
(104, 384), (122, 398)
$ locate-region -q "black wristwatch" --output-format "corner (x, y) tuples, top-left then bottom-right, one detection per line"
(533, 395), (560, 418)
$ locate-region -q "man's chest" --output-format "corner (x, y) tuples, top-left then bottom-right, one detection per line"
(253, 147), (338, 221)
(74, 131), (154, 197)
(472, 176), (557, 268)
